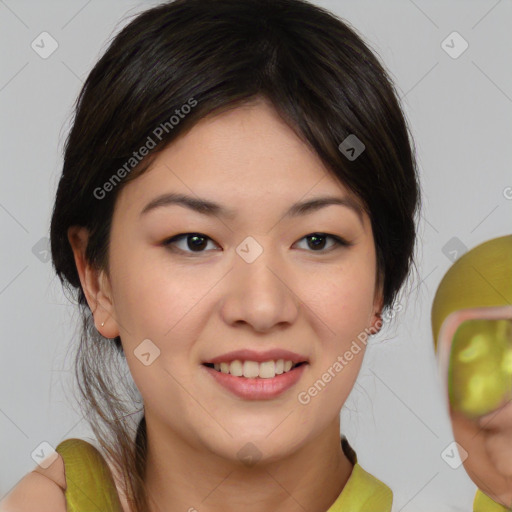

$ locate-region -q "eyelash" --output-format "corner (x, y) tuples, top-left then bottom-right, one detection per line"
(162, 232), (351, 255)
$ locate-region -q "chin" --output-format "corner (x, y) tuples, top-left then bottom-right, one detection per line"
(213, 433), (301, 466)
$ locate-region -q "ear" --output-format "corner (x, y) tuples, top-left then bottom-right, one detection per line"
(67, 226), (120, 339)
(369, 280), (385, 334)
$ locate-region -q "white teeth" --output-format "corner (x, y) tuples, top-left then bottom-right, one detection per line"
(259, 361), (275, 379)
(210, 359), (302, 378)
(230, 360), (243, 376)
(243, 361), (260, 378)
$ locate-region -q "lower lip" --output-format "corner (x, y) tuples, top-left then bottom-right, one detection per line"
(202, 363), (308, 400)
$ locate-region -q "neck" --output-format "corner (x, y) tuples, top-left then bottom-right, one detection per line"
(143, 415), (354, 512)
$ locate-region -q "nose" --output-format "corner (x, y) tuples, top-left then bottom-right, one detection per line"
(219, 246), (300, 333)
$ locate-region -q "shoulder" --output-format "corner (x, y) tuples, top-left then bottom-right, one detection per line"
(329, 463), (393, 512)
(346, 463), (393, 511)
(0, 453), (66, 512)
(474, 489), (511, 512)
(350, 463), (393, 501)
(1, 438), (127, 512)
(57, 438), (128, 512)
(339, 437), (392, 507)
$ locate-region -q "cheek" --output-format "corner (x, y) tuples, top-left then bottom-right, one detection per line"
(294, 260), (376, 407)
(304, 257), (377, 336)
(108, 257), (217, 407)
(109, 246), (217, 341)
(117, 272), (206, 414)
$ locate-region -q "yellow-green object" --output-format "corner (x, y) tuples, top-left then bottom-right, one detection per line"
(474, 489), (512, 511)
(55, 438), (124, 512)
(432, 235), (512, 417)
(449, 318), (512, 417)
(325, 464), (393, 511)
(56, 436), (392, 512)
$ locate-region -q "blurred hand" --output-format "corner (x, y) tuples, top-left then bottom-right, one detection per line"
(451, 404), (512, 508)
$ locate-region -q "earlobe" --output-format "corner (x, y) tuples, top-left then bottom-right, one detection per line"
(369, 311), (383, 335)
(370, 287), (385, 334)
(93, 269), (119, 338)
(67, 226), (119, 338)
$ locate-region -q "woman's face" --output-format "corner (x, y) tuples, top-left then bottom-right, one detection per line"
(88, 99), (382, 463)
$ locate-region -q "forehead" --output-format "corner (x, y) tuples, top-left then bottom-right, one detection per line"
(151, 100), (331, 185)
(114, 100), (364, 216)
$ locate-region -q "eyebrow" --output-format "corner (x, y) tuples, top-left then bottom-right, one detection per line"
(139, 192), (364, 223)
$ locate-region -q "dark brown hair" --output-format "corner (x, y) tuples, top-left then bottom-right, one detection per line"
(50, 0), (421, 510)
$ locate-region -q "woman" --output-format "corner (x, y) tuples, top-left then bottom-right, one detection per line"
(0, 0), (420, 510)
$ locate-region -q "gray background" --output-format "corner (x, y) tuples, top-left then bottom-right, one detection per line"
(1, 0), (511, 510)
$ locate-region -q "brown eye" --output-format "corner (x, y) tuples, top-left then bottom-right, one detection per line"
(296, 233), (350, 252)
(307, 234), (328, 250)
(163, 233), (219, 254)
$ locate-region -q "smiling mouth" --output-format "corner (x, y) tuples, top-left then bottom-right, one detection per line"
(202, 360), (307, 379)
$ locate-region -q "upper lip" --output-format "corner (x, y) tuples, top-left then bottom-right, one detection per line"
(203, 349), (309, 365)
